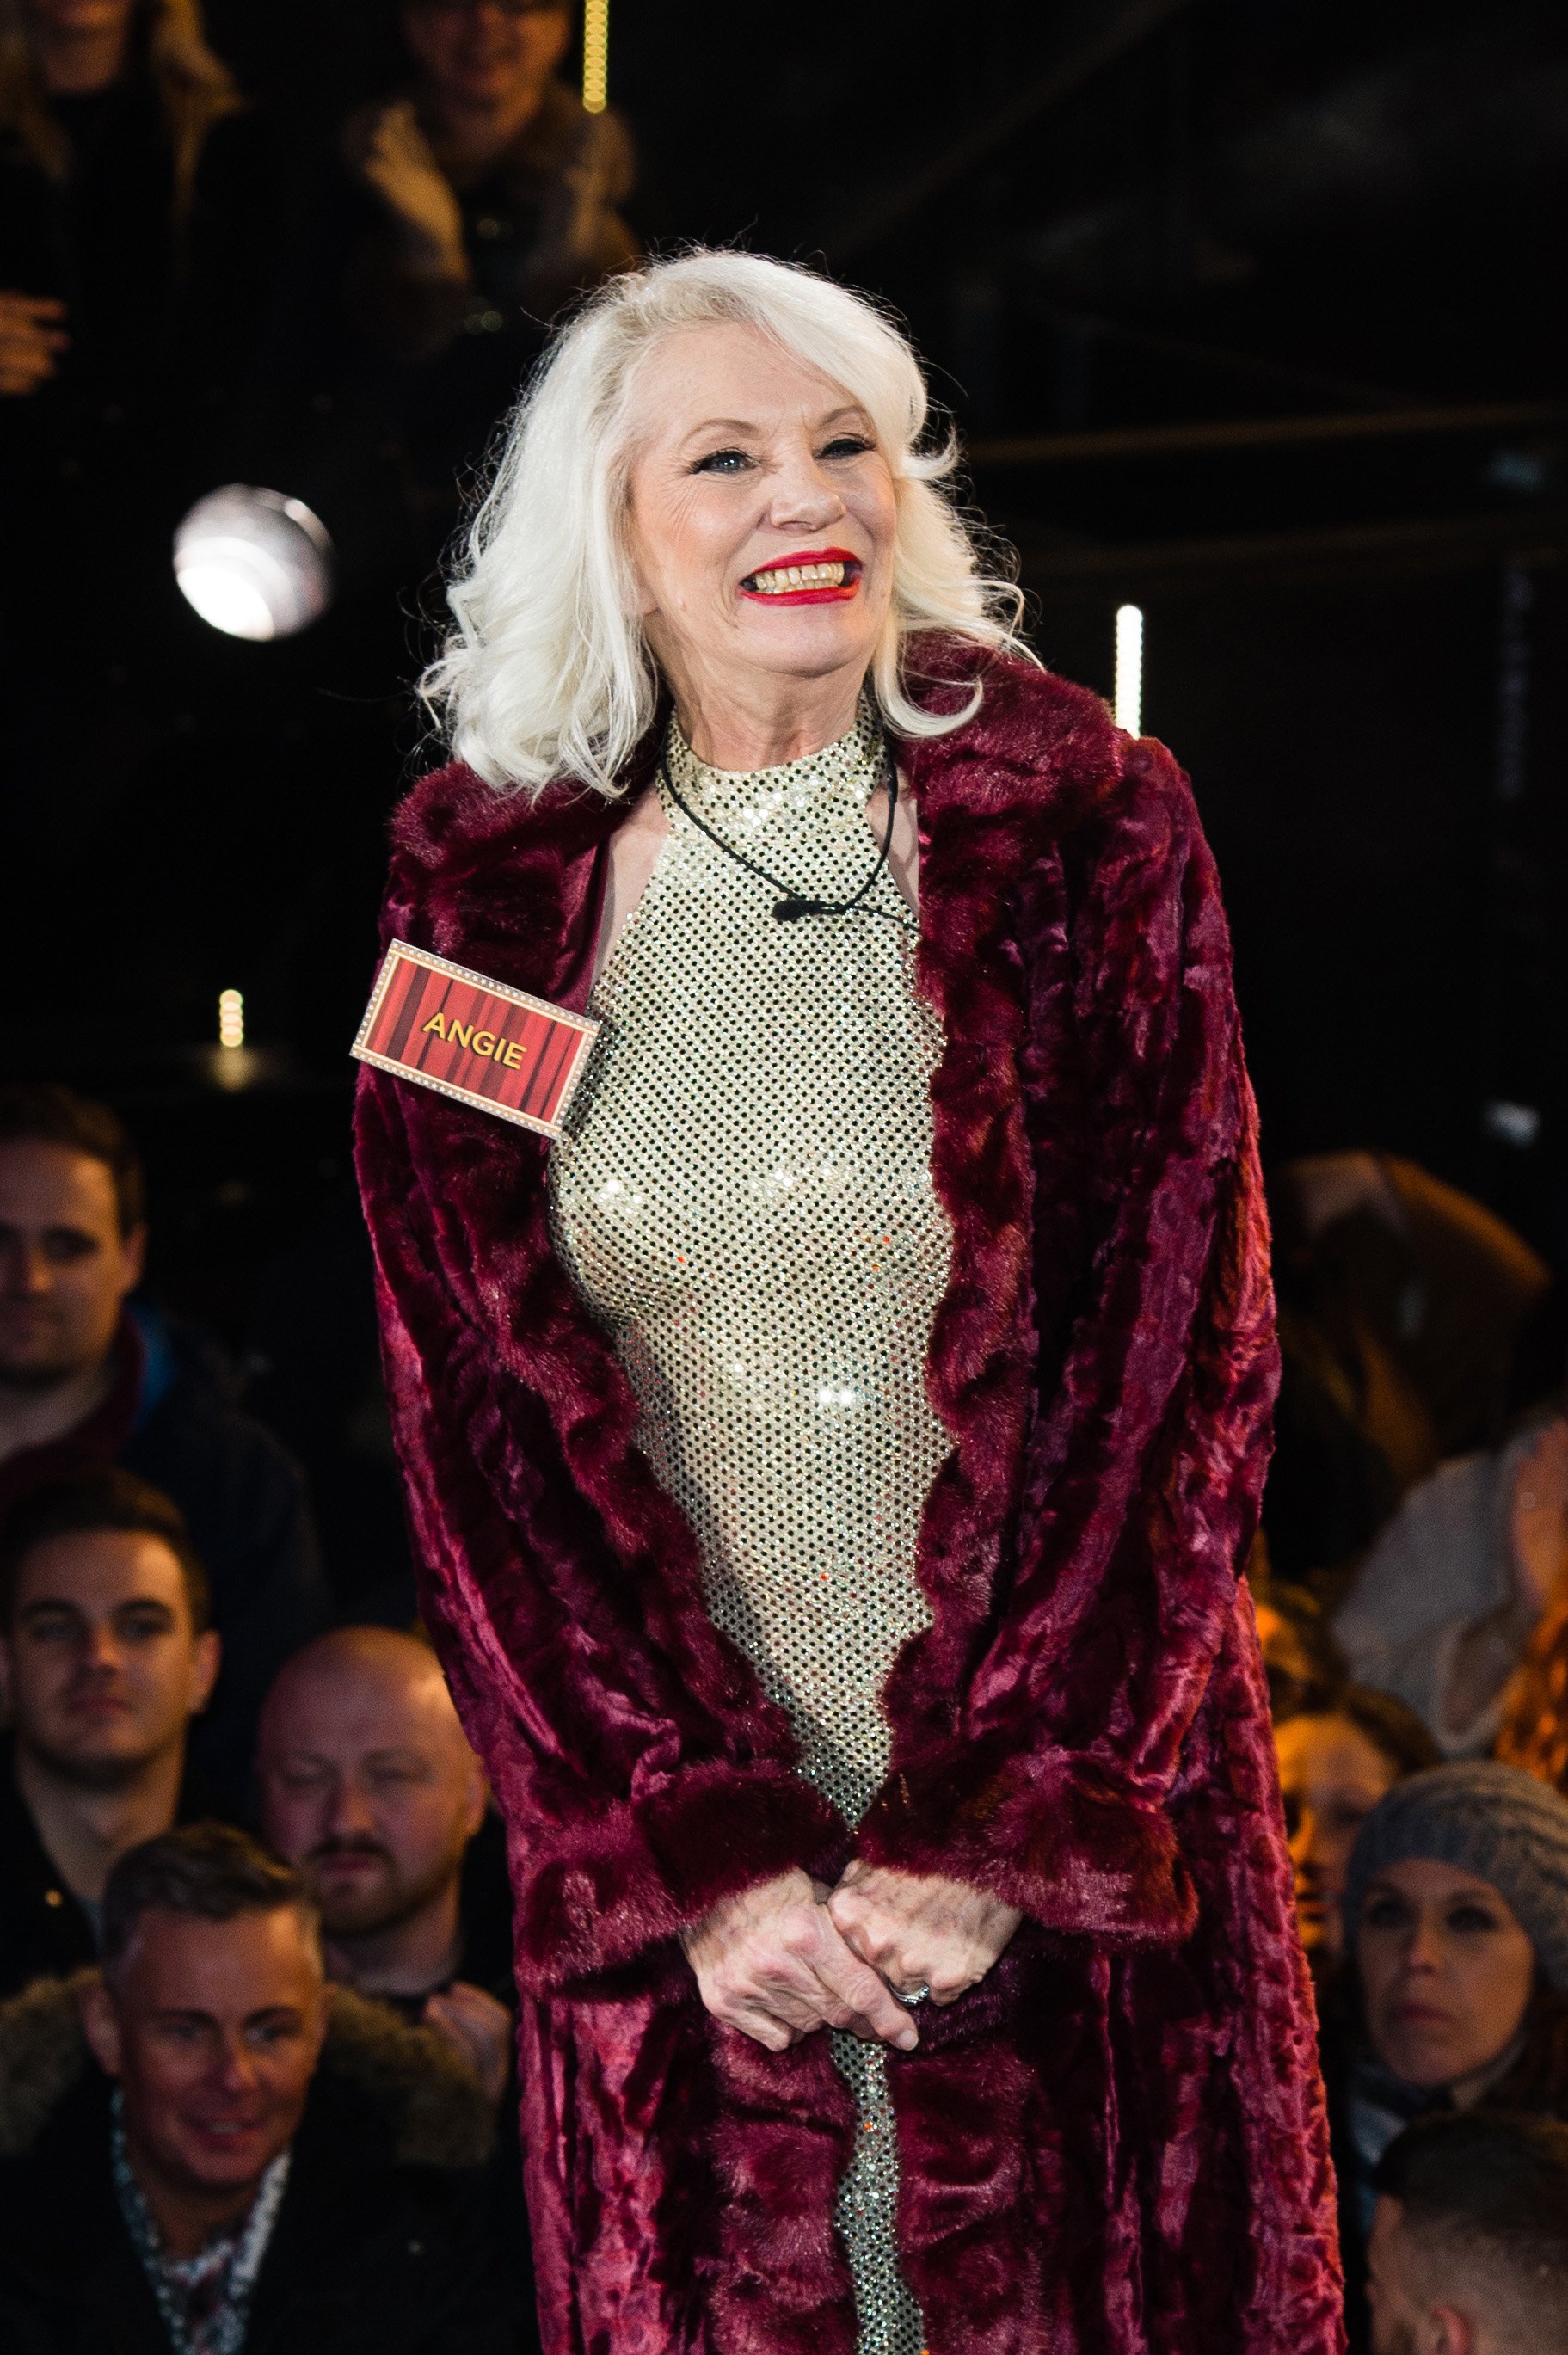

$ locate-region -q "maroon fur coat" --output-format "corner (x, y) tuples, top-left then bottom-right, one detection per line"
(354, 640), (1343, 2355)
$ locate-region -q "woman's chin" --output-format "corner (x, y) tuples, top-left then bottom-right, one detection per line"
(730, 599), (882, 679)
(1374, 2028), (1476, 2091)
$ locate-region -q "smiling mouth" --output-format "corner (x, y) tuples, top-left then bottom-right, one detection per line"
(739, 551), (861, 603)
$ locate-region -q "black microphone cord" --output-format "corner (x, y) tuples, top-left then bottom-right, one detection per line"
(656, 722), (909, 927)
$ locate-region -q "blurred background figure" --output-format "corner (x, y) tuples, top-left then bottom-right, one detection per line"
(1251, 1560), (1350, 1719)
(0, 0), (281, 840)
(0, 1823), (532, 2354)
(256, 1625), (513, 2107)
(1274, 1686), (1439, 1980)
(1497, 1545), (1568, 1796)
(1264, 1153), (1554, 1586)
(346, 0), (635, 361)
(1366, 2112), (1568, 2355)
(0, 0), (251, 404)
(0, 1086), (328, 1803)
(0, 1469), (218, 1998)
(1322, 1763), (1568, 2348)
(281, 0), (638, 546)
(1336, 1406), (1568, 1761)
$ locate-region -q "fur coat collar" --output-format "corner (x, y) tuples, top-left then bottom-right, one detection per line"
(355, 637), (1342, 2354)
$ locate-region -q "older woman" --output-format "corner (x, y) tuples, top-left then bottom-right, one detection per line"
(1325, 1762), (1568, 2346)
(355, 250), (1339, 2355)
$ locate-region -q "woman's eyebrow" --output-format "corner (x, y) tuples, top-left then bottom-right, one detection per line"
(679, 404), (870, 446)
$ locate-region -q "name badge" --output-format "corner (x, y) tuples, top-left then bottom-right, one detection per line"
(352, 939), (599, 1140)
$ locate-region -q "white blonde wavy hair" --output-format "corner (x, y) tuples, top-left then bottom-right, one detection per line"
(421, 249), (1032, 796)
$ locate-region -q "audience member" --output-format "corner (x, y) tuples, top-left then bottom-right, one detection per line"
(343, 0), (636, 366)
(0, 1085), (329, 1801)
(0, 0), (284, 808)
(274, 0), (641, 518)
(1335, 1411), (1568, 1759)
(1264, 1153), (1552, 1581)
(1323, 1762), (1568, 2343)
(1251, 1558), (1349, 1719)
(1275, 1686), (1440, 1977)
(0, 0), (248, 403)
(1366, 2112), (1568, 2355)
(256, 1626), (513, 2106)
(0, 1470), (220, 1998)
(0, 1823), (532, 2353)
(1497, 1560), (1568, 1792)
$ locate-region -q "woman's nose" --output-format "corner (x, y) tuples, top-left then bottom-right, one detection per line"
(1401, 1917), (1442, 1972)
(766, 458), (845, 532)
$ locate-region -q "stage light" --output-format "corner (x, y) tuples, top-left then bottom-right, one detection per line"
(1114, 605), (1143, 735)
(218, 989), (244, 1052)
(173, 487), (334, 642)
(582, 0), (609, 112)
(1484, 1100), (1541, 1148)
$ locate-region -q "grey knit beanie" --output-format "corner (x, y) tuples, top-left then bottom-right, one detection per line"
(1343, 1762), (1568, 1994)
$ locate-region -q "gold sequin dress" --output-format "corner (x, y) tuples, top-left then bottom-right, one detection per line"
(549, 704), (950, 2355)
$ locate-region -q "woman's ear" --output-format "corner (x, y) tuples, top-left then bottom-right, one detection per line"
(77, 1972), (124, 2079)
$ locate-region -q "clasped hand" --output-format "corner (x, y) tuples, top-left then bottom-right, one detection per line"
(681, 1862), (1022, 2054)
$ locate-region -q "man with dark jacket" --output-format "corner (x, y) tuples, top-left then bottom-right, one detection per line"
(0, 1468), (227, 2000)
(0, 1085), (328, 1802)
(0, 1823), (534, 2354)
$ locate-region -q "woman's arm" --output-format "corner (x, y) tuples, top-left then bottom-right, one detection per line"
(855, 739), (1279, 1949)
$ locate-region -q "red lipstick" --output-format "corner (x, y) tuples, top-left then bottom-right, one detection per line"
(739, 546), (862, 606)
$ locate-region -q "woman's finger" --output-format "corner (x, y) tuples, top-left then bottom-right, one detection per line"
(812, 1940), (918, 2048)
(826, 1885), (899, 1975)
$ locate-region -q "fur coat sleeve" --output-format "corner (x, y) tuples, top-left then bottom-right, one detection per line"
(858, 731), (1277, 1950)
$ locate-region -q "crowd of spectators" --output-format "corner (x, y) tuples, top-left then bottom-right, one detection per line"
(1260, 1150), (1568, 2349)
(0, 1083), (540, 2348)
(2, 1093), (1565, 2349)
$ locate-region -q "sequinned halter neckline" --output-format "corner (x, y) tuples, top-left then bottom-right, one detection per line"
(660, 701), (900, 925)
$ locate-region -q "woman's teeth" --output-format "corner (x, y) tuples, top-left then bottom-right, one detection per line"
(744, 561), (849, 593)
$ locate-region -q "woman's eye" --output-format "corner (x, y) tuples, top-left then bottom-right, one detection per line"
(1448, 1904), (1502, 1933)
(1363, 1898), (1411, 1931)
(691, 447), (753, 476)
(821, 435), (873, 459)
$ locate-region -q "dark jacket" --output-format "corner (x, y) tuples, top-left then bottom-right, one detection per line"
(0, 1306), (329, 1806)
(0, 1976), (536, 2355)
(0, 1736), (232, 2002)
(354, 639), (1342, 2355)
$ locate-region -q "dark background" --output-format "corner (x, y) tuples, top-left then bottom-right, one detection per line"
(3, 0), (1565, 1593)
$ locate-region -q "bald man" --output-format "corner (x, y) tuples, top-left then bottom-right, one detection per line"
(256, 1627), (513, 2103)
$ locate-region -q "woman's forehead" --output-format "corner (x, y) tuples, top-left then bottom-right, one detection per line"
(631, 323), (866, 435)
(1276, 1712), (1388, 1782)
(1366, 1855), (1516, 1909)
